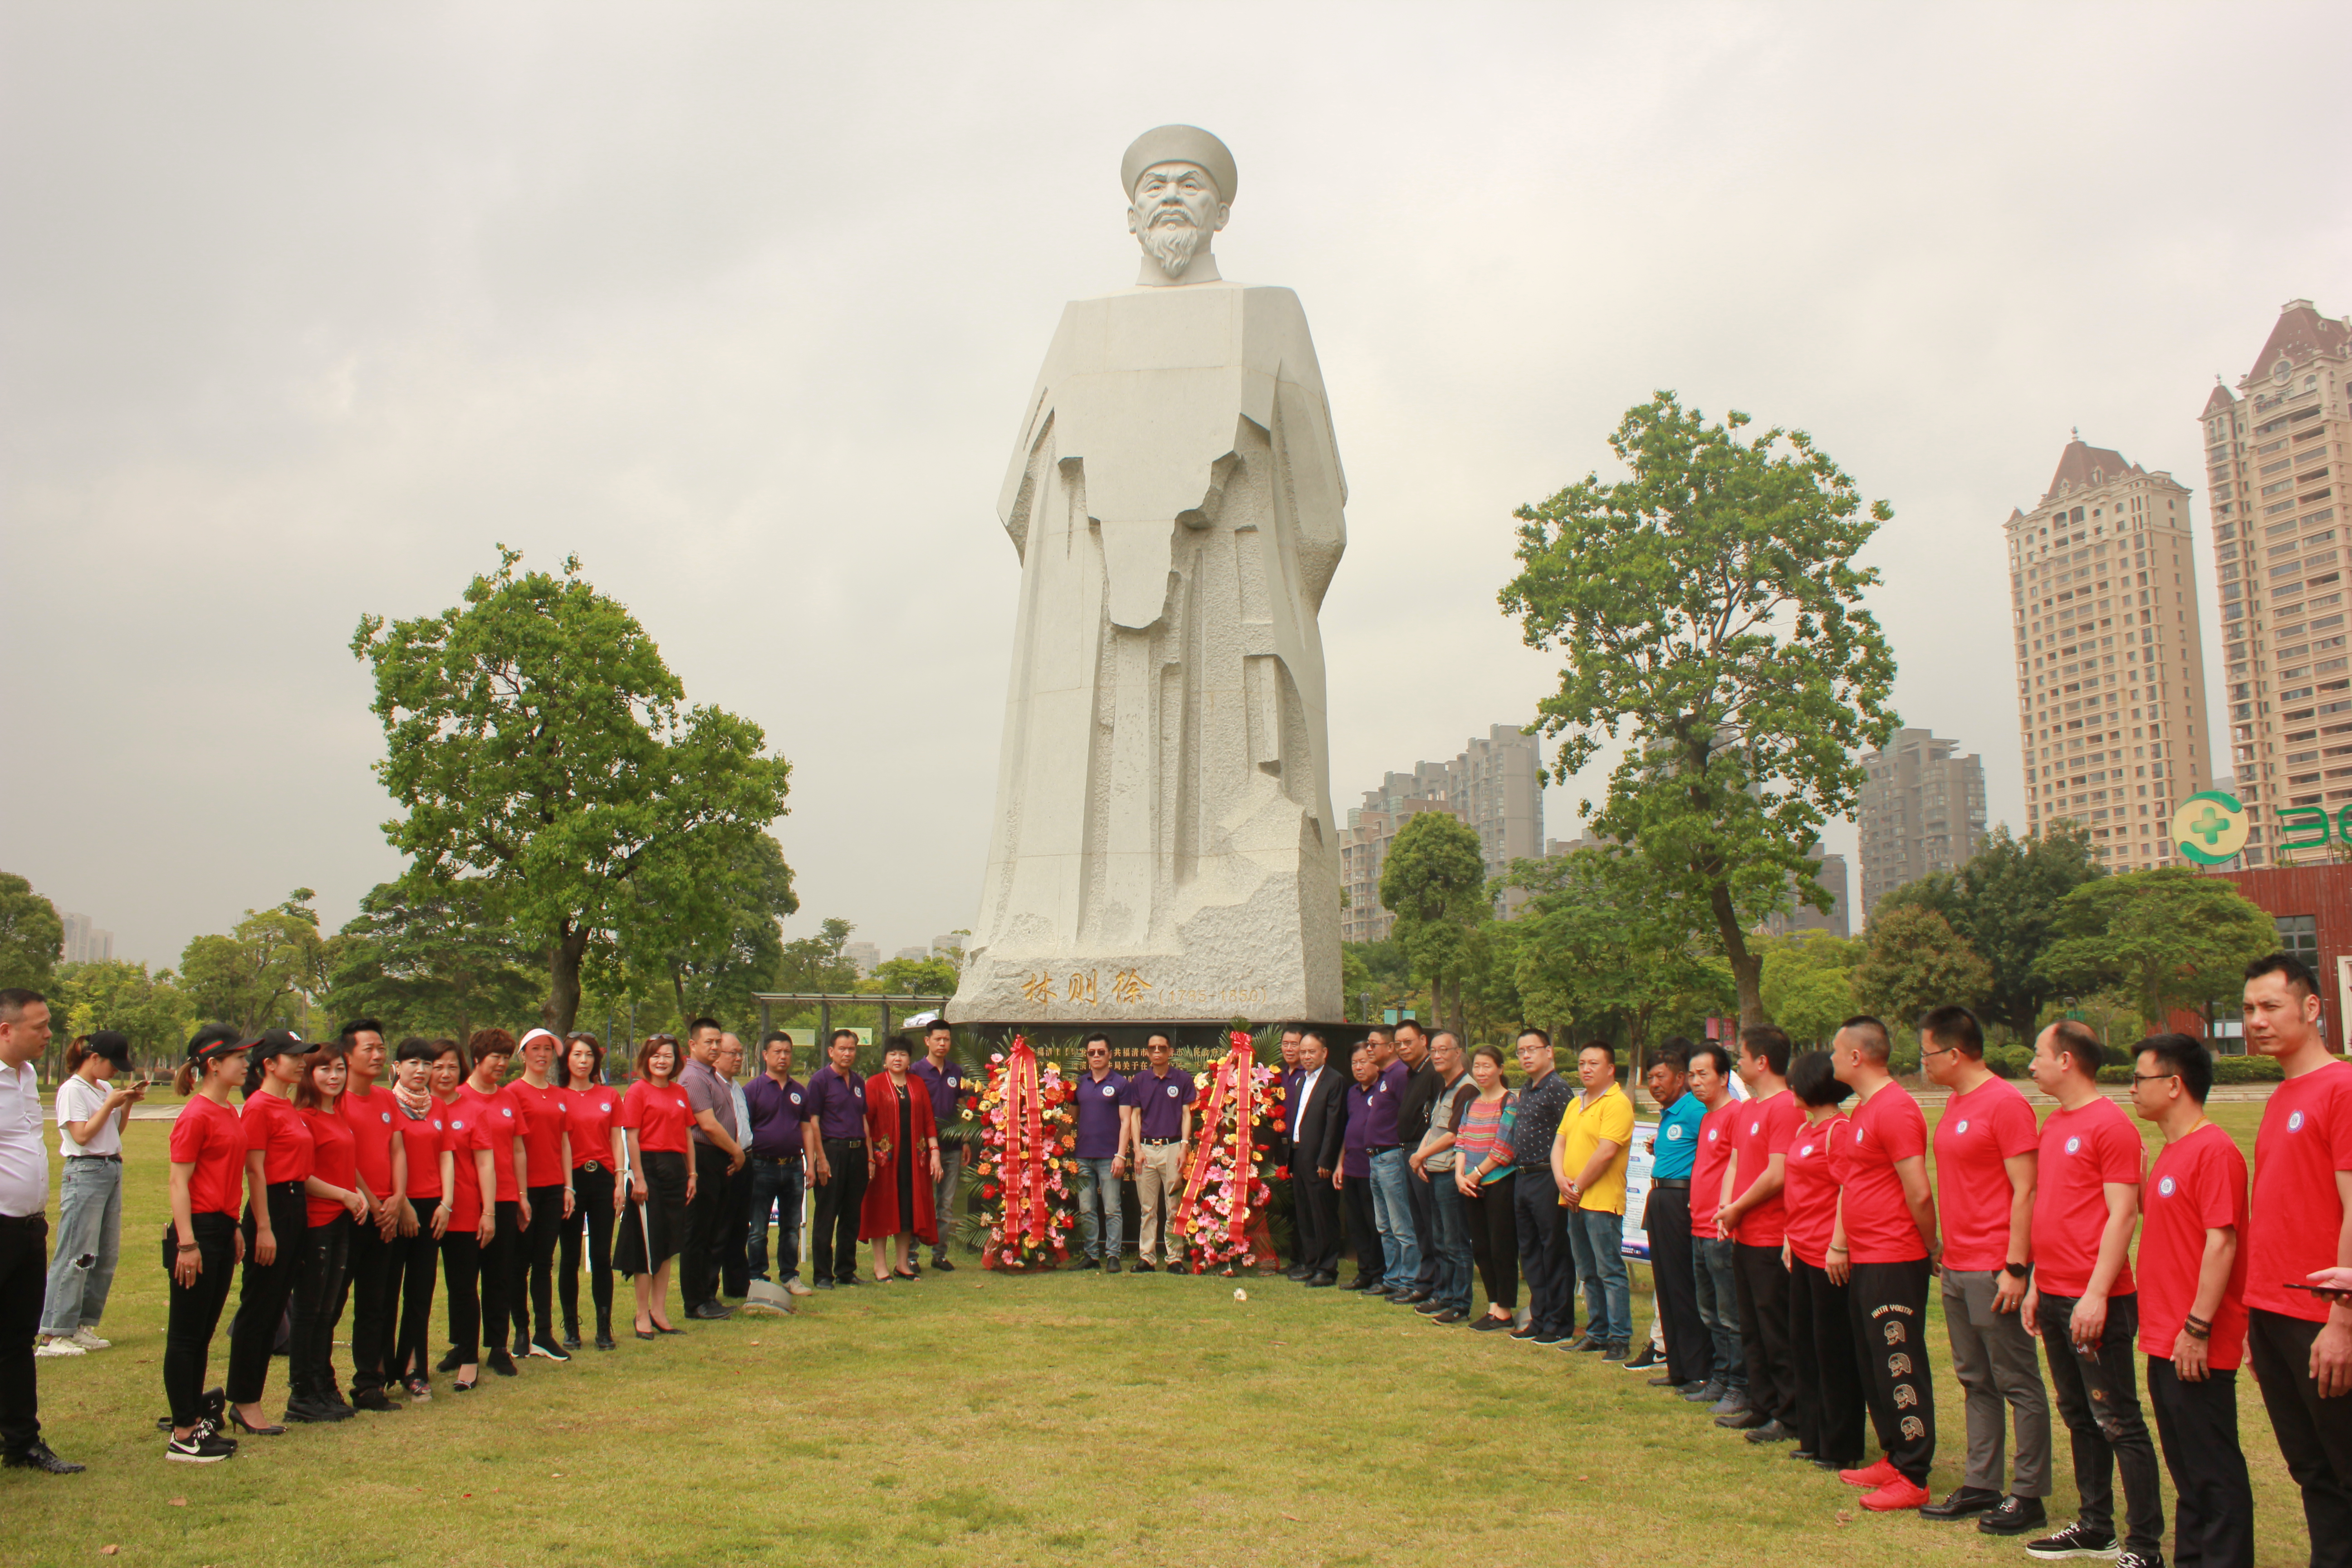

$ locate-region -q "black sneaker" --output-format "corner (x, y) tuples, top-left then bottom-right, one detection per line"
(561, 1328), (582, 1348)
(2111, 1553), (2164, 1568)
(167, 1427), (237, 1464)
(1414, 1298), (1446, 1315)
(1470, 1314), (1514, 1332)
(814, 1278), (835, 1291)
(1980, 1496), (2049, 1538)
(1623, 1345), (1664, 1371)
(1742, 1418), (1796, 1443)
(1921, 1486), (2003, 1521)
(1432, 1307), (1467, 1323)
(529, 1336), (571, 1362)
(1133, 1261), (1156, 1274)
(1602, 1341), (1632, 1363)
(510, 1334), (532, 1360)
(1563, 1332), (1602, 1352)
(1533, 1329), (1569, 1346)
(2025, 1522), (2120, 1560)
(931, 1257), (956, 1273)
(486, 1350), (519, 1378)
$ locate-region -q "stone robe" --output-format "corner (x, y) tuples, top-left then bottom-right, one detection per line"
(951, 280), (1346, 1024)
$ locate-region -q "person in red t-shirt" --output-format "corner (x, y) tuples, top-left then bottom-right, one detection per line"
(1825, 1016), (1938, 1514)
(434, 1040), (499, 1392)
(2129, 1032), (2253, 1568)
(386, 1036), (452, 1402)
(2023, 1020), (2161, 1567)
(458, 1028), (529, 1379)
(2240, 950), (2352, 1561)
(505, 1027), (574, 1364)
(1683, 1044), (1747, 1410)
(557, 1034), (623, 1350)
(334, 1019), (407, 1411)
(1780, 1050), (1862, 1471)
(1715, 1026), (1801, 1436)
(161, 1026), (251, 1463)
(1918, 1003), (2049, 1537)
(287, 1041), (368, 1424)
(224, 1029), (315, 1437)
(616, 1035), (696, 1338)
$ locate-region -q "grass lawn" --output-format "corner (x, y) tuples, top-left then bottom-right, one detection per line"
(0, 1104), (2317, 1567)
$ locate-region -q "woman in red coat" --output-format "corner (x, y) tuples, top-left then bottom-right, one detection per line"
(858, 1036), (941, 1282)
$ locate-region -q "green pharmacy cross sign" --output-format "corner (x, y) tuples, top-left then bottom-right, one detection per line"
(2171, 788), (2351, 865)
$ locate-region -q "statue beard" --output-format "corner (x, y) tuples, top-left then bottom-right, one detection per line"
(1142, 212), (1203, 276)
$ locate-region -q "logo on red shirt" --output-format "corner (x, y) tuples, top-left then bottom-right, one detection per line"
(2290, 1111), (2307, 1132)
(2065, 1136), (2081, 1154)
(1955, 1120), (1970, 1134)
(2158, 1176), (2176, 1196)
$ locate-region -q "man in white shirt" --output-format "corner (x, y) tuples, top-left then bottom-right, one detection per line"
(38, 1029), (142, 1356)
(0, 989), (85, 1473)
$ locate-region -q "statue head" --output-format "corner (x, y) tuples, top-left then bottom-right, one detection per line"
(1122, 125), (1234, 286)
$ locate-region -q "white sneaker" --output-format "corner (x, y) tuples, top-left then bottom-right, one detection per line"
(784, 1279), (814, 1297)
(69, 1328), (110, 1351)
(33, 1335), (85, 1358)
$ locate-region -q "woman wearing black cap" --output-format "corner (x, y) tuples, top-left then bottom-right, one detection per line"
(35, 1030), (144, 1357)
(224, 1029), (315, 1436)
(162, 1025), (248, 1462)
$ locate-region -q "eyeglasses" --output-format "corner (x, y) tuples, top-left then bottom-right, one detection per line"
(1920, 1042), (1962, 1059)
(2130, 1071), (2179, 1086)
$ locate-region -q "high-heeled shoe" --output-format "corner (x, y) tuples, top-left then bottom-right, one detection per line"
(653, 1322), (684, 1335)
(227, 1407), (285, 1436)
(452, 1377), (476, 1393)
(892, 1268), (919, 1281)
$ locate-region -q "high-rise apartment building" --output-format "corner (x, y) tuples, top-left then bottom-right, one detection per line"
(2006, 437), (2211, 869)
(1340, 797), (1469, 945)
(1857, 729), (1987, 917)
(59, 912), (113, 965)
(2201, 299), (2352, 866)
(1760, 847), (1852, 939)
(1340, 724), (1546, 941)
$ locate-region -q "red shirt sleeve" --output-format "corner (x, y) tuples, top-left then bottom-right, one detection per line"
(170, 1105), (204, 1164)
(1767, 1096), (1800, 1154)
(617, 1083), (643, 1131)
(2329, 1074), (2352, 1172)
(1883, 1094), (1927, 1161)
(245, 1100), (272, 1152)
(1993, 1089), (2039, 1158)
(2194, 1139), (2241, 1230)
(2096, 1114), (2145, 1186)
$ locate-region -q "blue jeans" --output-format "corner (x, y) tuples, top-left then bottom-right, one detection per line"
(1367, 1149), (1421, 1290)
(1564, 1205), (1630, 1343)
(745, 1156), (805, 1282)
(40, 1157), (122, 1336)
(1693, 1235), (1746, 1387)
(1078, 1158), (1125, 1260)
(1426, 1168), (1474, 1312)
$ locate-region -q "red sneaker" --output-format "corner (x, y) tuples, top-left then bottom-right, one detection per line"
(1860, 1477), (1930, 1512)
(1838, 1459), (1901, 1489)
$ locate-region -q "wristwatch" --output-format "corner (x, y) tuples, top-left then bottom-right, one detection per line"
(2001, 1261), (2031, 1281)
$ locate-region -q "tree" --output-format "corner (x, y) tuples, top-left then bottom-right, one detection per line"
(1759, 931), (1862, 1047)
(1877, 823), (2104, 1040)
(1500, 394), (1898, 1027)
(1378, 812), (1490, 1037)
(1507, 844), (1725, 1065)
(773, 917), (861, 995)
(2035, 868), (2276, 1032)
(325, 879), (544, 1042)
(1852, 906), (1992, 1034)
(50, 960), (196, 1073)
(353, 548), (794, 1033)
(643, 831), (800, 1024)
(1341, 938), (1417, 1022)
(179, 890), (331, 1033)
(0, 872), (62, 992)
(870, 955), (959, 996)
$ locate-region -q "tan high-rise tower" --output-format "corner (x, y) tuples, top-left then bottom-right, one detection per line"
(2005, 438), (2211, 867)
(2201, 299), (2352, 866)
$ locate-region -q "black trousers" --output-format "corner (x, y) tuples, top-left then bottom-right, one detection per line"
(2147, 1356), (2254, 1568)
(389, 1197), (440, 1382)
(1405, 1160), (1437, 1291)
(720, 1161), (754, 1296)
(161, 1213), (237, 1429)
(1341, 1174), (1379, 1280)
(1289, 1159), (1339, 1274)
(226, 1183), (308, 1406)
(2038, 1289), (2163, 1556)
(811, 1138), (868, 1284)
(1465, 1172), (1519, 1311)
(2249, 1307), (2352, 1568)
(1643, 1186), (1705, 1385)
(511, 1183), (563, 1346)
(440, 1227), (483, 1364)
(560, 1166), (615, 1335)
(0, 1212), (44, 1455)
(1848, 1258), (1935, 1482)
(288, 1215), (350, 1406)
(1513, 1175), (1572, 1335)
(1788, 1257), (1865, 1465)
(1733, 1240), (1796, 1425)
(477, 1200), (519, 1357)
(683, 1144), (730, 1309)
(340, 1214), (395, 1397)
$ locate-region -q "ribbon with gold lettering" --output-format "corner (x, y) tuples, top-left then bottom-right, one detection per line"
(1171, 1031), (1259, 1264)
(999, 1035), (1049, 1253)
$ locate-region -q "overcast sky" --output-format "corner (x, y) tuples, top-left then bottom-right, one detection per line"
(5, 3), (2348, 970)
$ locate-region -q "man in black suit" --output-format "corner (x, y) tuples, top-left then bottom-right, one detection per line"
(1285, 1031), (1347, 1286)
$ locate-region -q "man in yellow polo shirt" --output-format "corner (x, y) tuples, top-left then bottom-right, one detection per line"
(1552, 1042), (1636, 1360)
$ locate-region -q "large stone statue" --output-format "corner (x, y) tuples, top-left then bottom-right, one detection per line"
(951, 126), (1346, 1028)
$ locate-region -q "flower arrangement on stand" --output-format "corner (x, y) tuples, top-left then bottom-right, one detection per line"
(963, 1035), (1080, 1271)
(1172, 1030), (1284, 1275)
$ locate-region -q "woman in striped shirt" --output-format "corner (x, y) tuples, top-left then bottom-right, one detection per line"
(1452, 1044), (1521, 1333)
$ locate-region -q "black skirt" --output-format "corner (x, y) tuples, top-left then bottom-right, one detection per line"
(615, 1149), (688, 1278)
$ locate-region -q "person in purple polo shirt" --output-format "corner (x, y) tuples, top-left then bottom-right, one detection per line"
(1125, 1033), (1195, 1272)
(743, 1033), (818, 1297)
(1361, 1028), (1421, 1300)
(908, 1019), (966, 1273)
(805, 1032), (869, 1290)
(1340, 1044), (1382, 1290)
(1071, 1034), (1133, 1272)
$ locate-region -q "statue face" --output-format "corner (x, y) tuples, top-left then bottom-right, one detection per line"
(1127, 160), (1226, 277)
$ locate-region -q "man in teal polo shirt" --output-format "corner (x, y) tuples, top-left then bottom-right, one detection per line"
(1643, 1044), (1709, 1392)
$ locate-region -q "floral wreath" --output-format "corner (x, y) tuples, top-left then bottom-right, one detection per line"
(1172, 1030), (1284, 1272)
(967, 1035), (1078, 1270)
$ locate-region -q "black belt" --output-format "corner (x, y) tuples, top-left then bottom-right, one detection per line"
(1651, 1177), (1690, 1190)
(0, 1212), (43, 1231)
(1367, 1144), (1400, 1154)
(753, 1152), (803, 1165)
(823, 1136), (866, 1147)
(65, 1154), (123, 1163)
(265, 1180), (305, 1196)
(579, 1160), (608, 1174)
(1141, 1136), (1182, 1146)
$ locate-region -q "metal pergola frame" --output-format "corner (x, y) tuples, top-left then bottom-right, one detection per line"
(750, 990), (955, 1048)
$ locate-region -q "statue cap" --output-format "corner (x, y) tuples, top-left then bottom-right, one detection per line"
(1121, 125), (1235, 203)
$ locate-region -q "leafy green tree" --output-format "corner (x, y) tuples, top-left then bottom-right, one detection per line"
(179, 889), (331, 1033)
(1852, 905), (1994, 1031)
(50, 960), (196, 1073)
(773, 916), (861, 994)
(326, 879), (544, 1041)
(870, 954), (959, 996)
(0, 872), (63, 992)
(644, 831), (800, 1024)
(1508, 845), (1725, 1064)
(1378, 811), (1491, 1037)
(353, 548), (794, 1033)
(1877, 823), (2104, 1040)
(1759, 931), (1862, 1047)
(2035, 868), (2276, 1032)
(1500, 393), (1899, 1026)
(1340, 939), (1418, 1021)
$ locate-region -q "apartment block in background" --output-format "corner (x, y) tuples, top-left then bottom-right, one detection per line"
(1341, 723), (1546, 941)
(2202, 299), (2352, 865)
(1857, 729), (1986, 918)
(1340, 795), (1468, 944)
(1759, 846), (1852, 939)
(59, 912), (113, 965)
(2006, 436), (2210, 869)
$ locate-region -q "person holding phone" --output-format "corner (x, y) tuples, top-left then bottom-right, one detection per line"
(161, 1025), (248, 1463)
(224, 1029), (315, 1436)
(36, 1031), (143, 1358)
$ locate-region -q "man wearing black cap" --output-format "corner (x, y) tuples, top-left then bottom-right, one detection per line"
(0, 989), (86, 1472)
